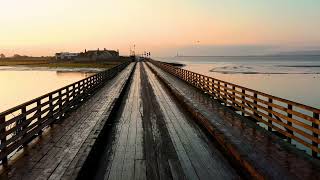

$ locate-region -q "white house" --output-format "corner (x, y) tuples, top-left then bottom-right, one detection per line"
(55, 52), (79, 60)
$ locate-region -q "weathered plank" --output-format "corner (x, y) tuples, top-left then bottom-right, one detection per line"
(143, 62), (238, 180)
(0, 63), (135, 180)
(148, 61), (320, 179)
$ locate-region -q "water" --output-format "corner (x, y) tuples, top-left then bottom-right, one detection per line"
(156, 56), (320, 109)
(156, 56), (320, 155)
(0, 67), (95, 112)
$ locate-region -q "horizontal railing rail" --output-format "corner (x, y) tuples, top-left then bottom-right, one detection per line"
(148, 59), (320, 158)
(0, 61), (131, 165)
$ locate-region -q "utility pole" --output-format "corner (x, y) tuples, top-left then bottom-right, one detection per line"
(133, 44), (136, 56)
(129, 46), (132, 56)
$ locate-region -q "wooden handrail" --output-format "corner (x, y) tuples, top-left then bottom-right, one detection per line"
(149, 59), (320, 158)
(0, 61), (131, 164)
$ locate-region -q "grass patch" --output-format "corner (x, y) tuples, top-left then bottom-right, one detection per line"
(0, 57), (131, 69)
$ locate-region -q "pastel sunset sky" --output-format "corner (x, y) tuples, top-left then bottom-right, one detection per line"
(0, 0), (319, 56)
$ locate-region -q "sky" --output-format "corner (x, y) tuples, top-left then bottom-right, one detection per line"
(0, 0), (320, 56)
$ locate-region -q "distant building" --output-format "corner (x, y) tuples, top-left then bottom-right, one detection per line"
(78, 48), (119, 60)
(55, 52), (79, 60)
(55, 48), (119, 61)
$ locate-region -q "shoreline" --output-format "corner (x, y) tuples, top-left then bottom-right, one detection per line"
(0, 65), (104, 73)
(0, 57), (132, 72)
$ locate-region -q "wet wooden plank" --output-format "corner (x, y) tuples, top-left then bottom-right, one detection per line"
(148, 61), (320, 179)
(143, 62), (239, 179)
(140, 63), (186, 180)
(0, 64), (135, 180)
(134, 160), (146, 180)
(104, 63), (144, 180)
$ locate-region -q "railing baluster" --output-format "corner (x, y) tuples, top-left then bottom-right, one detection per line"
(217, 81), (221, 100)
(287, 104), (293, 143)
(232, 86), (236, 106)
(49, 94), (54, 125)
(66, 87), (70, 105)
(21, 105), (30, 147)
(21, 106), (27, 134)
(241, 89), (245, 116)
(37, 99), (43, 135)
(312, 112), (319, 158)
(59, 90), (63, 119)
(0, 115), (7, 165)
(253, 93), (258, 117)
(224, 83), (227, 105)
(268, 98), (273, 132)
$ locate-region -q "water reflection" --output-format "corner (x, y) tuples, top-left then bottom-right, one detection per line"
(0, 69), (94, 112)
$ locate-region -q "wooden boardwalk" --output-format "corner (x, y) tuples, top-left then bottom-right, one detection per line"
(89, 62), (239, 180)
(147, 62), (320, 179)
(0, 64), (135, 179)
(1, 61), (320, 180)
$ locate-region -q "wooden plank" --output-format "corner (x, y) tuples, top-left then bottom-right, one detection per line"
(150, 59), (320, 155)
(149, 61), (320, 179)
(144, 62), (238, 179)
(0, 63), (133, 179)
(134, 160), (146, 180)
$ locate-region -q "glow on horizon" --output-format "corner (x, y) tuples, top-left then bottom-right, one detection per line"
(0, 0), (319, 56)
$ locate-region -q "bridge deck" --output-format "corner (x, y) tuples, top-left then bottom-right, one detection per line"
(90, 62), (239, 179)
(1, 61), (319, 180)
(0, 64), (135, 180)
(147, 62), (320, 179)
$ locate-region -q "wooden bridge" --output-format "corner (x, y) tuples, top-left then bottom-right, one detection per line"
(0, 60), (319, 180)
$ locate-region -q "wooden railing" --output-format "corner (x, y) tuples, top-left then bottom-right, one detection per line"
(149, 59), (320, 158)
(0, 61), (131, 165)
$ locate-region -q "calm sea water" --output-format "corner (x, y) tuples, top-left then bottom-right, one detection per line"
(156, 56), (320, 109)
(0, 67), (94, 112)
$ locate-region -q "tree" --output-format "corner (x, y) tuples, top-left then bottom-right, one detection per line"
(13, 54), (21, 58)
(0, 53), (5, 58)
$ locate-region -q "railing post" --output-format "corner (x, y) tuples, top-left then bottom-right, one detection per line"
(241, 89), (245, 116)
(0, 115), (7, 165)
(253, 93), (258, 117)
(49, 94), (54, 126)
(287, 104), (293, 143)
(212, 80), (217, 98)
(232, 86), (236, 106)
(209, 79), (213, 96)
(59, 90), (63, 119)
(66, 87), (70, 106)
(21, 105), (29, 147)
(21, 106), (27, 133)
(37, 99), (43, 135)
(312, 112), (319, 158)
(197, 74), (200, 87)
(186, 71), (189, 82)
(224, 83), (228, 105)
(268, 98), (273, 132)
(217, 81), (221, 100)
(204, 77), (208, 92)
(82, 81), (86, 95)
(191, 72), (195, 85)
